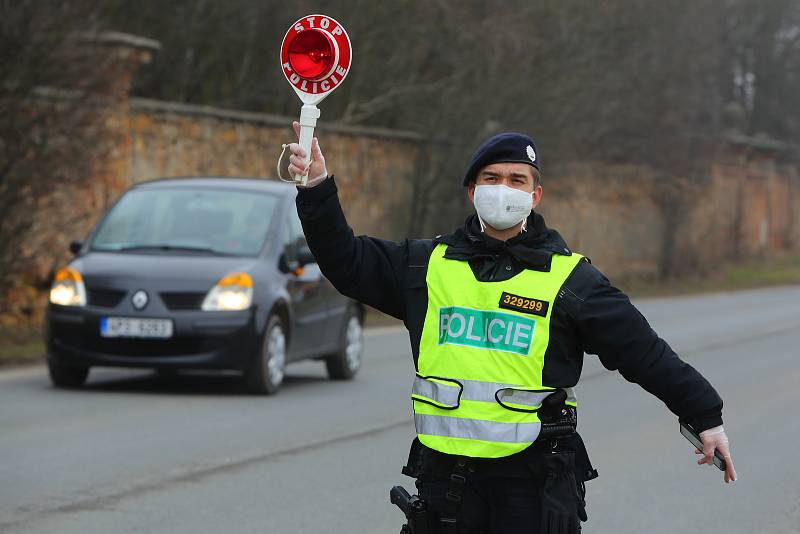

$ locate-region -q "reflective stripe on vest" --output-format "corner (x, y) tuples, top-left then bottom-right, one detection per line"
(412, 375), (556, 409)
(415, 413), (542, 443)
(413, 243), (583, 458)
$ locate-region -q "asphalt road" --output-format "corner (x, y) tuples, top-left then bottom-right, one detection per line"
(2, 285), (799, 534)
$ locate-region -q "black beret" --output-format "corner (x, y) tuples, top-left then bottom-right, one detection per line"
(462, 132), (540, 186)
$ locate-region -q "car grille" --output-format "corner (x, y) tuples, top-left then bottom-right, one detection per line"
(53, 331), (211, 356)
(50, 321), (240, 358)
(83, 337), (210, 356)
(160, 292), (206, 310)
(87, 288), (127, 308)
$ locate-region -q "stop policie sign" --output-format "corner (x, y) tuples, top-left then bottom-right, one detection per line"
(280, 14), (352, 104)
(279, 14), (351, 185)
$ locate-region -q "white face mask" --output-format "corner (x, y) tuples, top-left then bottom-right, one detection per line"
(473, 184), (533, 231)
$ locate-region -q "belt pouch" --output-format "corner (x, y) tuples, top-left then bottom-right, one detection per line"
(539, 449), (586, 534)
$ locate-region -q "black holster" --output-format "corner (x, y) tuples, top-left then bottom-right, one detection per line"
(391, 439), (433, 534)
(390, 485), (430, 534)
(393, 439), (469, 534)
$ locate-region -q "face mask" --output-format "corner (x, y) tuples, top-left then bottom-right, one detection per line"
(473, 184), (533, 231)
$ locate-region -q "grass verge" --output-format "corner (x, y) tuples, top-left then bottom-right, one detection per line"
(364, 309), (403, 328)
(622, 254), (800, 298)
(0, 328), (45, 369)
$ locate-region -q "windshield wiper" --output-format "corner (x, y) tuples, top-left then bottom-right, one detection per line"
(97, 244), (237, 256)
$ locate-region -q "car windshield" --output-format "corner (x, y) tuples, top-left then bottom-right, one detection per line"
(91, 186), (280, 257)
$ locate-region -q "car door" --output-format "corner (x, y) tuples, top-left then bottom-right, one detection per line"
(283, 208), (330, 357)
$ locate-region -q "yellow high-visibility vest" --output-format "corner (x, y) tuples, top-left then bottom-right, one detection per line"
(413, 243), (583, 458)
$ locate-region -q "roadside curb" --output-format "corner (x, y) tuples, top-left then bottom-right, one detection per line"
(0, 364), (45, 380)
(364, 324), (405, 337)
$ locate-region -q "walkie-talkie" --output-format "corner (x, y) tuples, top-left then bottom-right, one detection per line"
(680, 421), (726, 471)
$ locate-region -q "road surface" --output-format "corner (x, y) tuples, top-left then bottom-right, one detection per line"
(1, 286), (799, 533)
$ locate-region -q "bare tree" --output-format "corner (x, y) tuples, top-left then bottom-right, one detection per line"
(0, 1), (111, 320)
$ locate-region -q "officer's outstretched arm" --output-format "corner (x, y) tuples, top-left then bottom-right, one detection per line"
(571, 263), (735, 483)
(287, 123), (407, 320)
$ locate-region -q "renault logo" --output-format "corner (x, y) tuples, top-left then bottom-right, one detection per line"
(131, 290), (149, 310)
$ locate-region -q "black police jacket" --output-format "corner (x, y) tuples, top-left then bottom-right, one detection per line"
(296, 177), (724, 435)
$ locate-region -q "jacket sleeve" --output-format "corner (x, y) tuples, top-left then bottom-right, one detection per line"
(295, 176), (409, 320)
(568, 262), (723, 432)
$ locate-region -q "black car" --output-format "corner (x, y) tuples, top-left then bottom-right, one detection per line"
(46, 177), (364, 394)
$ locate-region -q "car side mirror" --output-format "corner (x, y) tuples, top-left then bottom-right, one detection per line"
(278, 252), (298, 274)
(69, 240), (83, 255)
(297, 245), (316, 267)
(293, 262), (323, 283)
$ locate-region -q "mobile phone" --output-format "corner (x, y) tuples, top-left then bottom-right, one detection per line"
(680, 421), (726, 471)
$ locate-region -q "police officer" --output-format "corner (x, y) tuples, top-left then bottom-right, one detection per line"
(287, 124), (736, 534)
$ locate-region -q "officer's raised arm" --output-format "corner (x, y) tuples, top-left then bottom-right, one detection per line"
(286, 121), (407, 320)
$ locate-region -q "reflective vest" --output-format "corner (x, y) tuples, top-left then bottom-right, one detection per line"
(413, 243), (583, 458)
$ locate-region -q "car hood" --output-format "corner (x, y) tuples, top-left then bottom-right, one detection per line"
(72, 252), (261, 291)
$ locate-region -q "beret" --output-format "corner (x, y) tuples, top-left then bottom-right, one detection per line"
(462, 132), (540, 186)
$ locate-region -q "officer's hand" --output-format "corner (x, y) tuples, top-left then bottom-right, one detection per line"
(288, 121), (328, 188)
(695, 425), (737, 483)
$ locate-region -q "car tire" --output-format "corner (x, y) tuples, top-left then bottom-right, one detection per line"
(325, 307), (363, 380)
(48, 359), (89, 388)
(245, 315), (287, 395)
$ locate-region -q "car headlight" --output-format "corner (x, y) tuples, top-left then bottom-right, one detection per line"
(202, 272), (253, 311)
(50, 267), (87, 306)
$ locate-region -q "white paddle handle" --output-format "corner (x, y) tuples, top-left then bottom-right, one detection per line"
(293, 104), (321, 186)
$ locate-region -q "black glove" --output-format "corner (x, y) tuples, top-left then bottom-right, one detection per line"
(540, 450), (587, 534)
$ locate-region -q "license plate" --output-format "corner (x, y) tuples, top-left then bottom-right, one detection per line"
(100, 317), (173, 339)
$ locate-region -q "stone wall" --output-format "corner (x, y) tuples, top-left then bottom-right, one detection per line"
(538, 145), (799, 281)
(538, 164), (666, 279)
(125, 98), (420, 239)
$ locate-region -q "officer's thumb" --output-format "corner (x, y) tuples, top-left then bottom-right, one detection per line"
(292, 121), (301, 139)
(311, 138), (324, 162)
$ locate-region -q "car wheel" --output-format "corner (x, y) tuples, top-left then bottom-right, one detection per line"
(245, 315), (287, 395)
(48, 358), (89, 388)
(325, 308), (363, 380)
